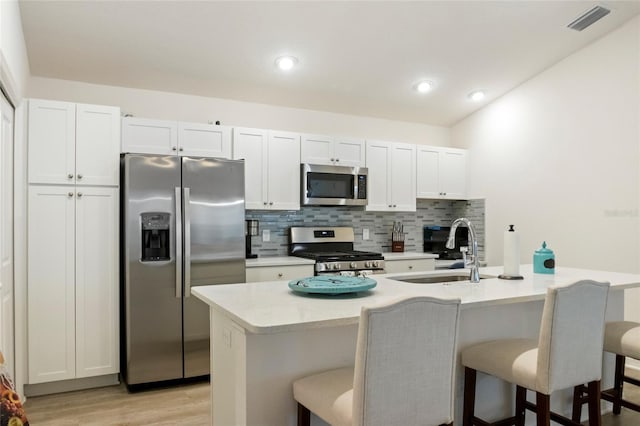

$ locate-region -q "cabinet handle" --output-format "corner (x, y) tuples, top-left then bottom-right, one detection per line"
(393, 204), (397, 207)
(179, 147), (184, 152)
(77, 192), (83, 198)
(269, 202), (273, 205)
(77, 174), (83, 180)
(409, 265), (413, 270)
(335, 158), (339, 162)
(172, 146), (177, 151)
(263, 202), (268, 206)
(67, 174), (74, 179)
(68, 192), (74, 197)
(278, 273), (283, 278)
(330, 158), (335, 162)
(388, 204), (392, 208)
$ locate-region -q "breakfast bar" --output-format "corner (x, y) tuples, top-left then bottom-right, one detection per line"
(193, 265), (640, 426)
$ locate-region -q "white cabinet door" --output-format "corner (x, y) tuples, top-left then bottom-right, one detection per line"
(416, 146), (441, 198)
(301, 134), (334, 165)
(28, 99), (75, 185)
(122, 117), (178, 155)
(390, 143), (416, 211)
(179, 122), (232, 158)
(28, 186), (76, 384)
(75, 187), (119, 378)
(334, 137), (365, 167)
(267, 131), (300, 210)
(365, 141), (392, 211)
(233, 127), (268, 209)
(440, 148), (467, 199)
(76, 104), (121, 186)
(416, 146), (468, 199)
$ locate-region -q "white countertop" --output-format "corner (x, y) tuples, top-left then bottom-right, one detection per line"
(245, 256), (315, 268)
(193, 265), (640, 335)
(382, 252), (438, 260)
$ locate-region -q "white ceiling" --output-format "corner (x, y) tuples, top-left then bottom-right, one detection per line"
(18, 1), (640, 126)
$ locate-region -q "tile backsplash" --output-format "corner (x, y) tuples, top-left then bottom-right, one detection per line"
(246, 199), (485, 259)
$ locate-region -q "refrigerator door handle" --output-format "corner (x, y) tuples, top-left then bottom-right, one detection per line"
(184, 187), (192, 297)
(175, 187), (183, 298)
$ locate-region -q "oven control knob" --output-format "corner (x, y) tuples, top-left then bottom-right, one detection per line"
(335, 264), (341, 270)
(365, 261), (372, 268)
(331, 264), (338, 270)
(373, 261), (379, 268)
(350, 262), (357, 269)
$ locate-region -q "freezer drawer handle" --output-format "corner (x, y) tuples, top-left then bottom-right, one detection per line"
(175, 187), (183, 298)
(184, 187), (192, 297)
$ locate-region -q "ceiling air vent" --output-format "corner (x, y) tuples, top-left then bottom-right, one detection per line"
(568, 5), (611, 31)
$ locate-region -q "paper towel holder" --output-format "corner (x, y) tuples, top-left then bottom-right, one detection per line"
(498, 224), (524, 280)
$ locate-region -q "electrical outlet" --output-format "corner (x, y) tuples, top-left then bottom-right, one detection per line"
(262, 229), (270, 242)
(363, 228), (370, 240)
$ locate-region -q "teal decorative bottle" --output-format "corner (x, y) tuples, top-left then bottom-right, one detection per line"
(533, 241), (555, 274)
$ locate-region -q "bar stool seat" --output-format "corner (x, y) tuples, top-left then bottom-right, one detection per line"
(601, 321), (640, 414)
(293, 296), (462, 426)
(461, 280), (610, 426)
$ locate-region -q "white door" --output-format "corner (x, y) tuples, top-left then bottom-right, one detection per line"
(179, 122), (232, 158)
(75, 187), (119, 378)
(440, 149), (467, 199)
(300, 134), (334, 165)
(365, 141), (392, 211)
(27, 186), (76, 383)
(334, 137), (365, 167)
(233, 127), (268, 209)
(267, 131), (300, 210)
(416, 146), (441, 198)
(121, 117), (178, 155)
(390, 143), (416, 211)
(0, 91), (14, 378)
(76, 104), (121, 186)
(28, 99), (75, 185)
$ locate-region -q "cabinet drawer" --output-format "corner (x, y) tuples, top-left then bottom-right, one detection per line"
(246, 265), (314, 282)
(384, 258), (435, 274)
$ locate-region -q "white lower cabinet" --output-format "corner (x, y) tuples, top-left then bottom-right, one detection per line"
(27, 185), (118, 384)
(384, 258), (436, 274)
(246, 265), (314, 282)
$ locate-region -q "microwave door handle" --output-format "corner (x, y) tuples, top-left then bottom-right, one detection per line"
(175, 187), (182, 299)
(184, 187), (192, 298)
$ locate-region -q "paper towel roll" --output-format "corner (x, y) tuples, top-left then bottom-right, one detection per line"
(503, 225), (520, 277)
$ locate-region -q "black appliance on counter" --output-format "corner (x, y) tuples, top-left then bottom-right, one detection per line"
(423, 225), (469, 260)
(289, 226), (384, 276)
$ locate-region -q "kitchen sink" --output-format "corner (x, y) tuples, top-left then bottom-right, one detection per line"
(388, 274), (496, 284)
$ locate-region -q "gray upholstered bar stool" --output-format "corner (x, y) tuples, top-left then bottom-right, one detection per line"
(293, 296), (461, 426)
(461, 280), (610, 426)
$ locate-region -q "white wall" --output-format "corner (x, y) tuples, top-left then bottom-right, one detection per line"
(28, 77), (450, 147)
(0, 0), (30, 100)
(451, 16), (640, 333)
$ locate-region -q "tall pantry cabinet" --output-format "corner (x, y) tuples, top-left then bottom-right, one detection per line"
(26, 99), (120, 384)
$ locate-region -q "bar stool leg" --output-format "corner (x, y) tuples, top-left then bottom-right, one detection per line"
(536, 392), (550, 426)
(297, 402), (310, 426)
(463, 367), (477, 426)
(571, 384), (586, 422)
(587, 380), (602, 426)
(612, 354), (626, 415)
(515, 386), (526, 426)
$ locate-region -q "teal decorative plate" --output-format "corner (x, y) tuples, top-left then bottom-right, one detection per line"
(288, 276), (377, 295)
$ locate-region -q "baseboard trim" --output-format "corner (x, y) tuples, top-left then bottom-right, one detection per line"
(24, 374), (120, 397)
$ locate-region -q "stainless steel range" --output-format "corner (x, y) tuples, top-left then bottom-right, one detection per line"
(289, 227), (385, 276)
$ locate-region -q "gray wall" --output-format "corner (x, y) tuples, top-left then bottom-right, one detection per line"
(246, 199), (485, 258)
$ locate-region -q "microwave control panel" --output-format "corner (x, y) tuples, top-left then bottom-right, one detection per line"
(357, 175), (367, 199)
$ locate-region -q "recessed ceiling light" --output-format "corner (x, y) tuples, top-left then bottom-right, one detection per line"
(468, 90), (486, 101)
(275, 56), (298, 71)
(415, 81), (434, 93)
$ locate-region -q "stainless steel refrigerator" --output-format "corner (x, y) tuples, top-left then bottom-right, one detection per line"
(121, 153), (245, 388)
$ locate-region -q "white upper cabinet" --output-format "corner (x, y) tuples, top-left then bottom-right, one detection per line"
(122, 117), (231, 158)
(365, 140), (416, 212)
(301, 134), (365, 167)
(416, 146), (467, 199)
(28, 100), (120, 186)
(233, 127), (301, 210)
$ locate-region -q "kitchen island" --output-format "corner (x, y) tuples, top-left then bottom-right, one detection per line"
(193, 265), (640, 426)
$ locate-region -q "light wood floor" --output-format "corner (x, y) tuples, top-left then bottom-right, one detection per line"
(23, 371), (640, 425)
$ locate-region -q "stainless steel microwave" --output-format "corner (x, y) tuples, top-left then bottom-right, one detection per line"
(301, 163), (368, 206)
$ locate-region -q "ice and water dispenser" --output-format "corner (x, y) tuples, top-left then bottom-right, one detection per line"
(141, 212), (171, 261)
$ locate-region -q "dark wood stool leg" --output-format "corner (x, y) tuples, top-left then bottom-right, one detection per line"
(536, 392), (550, 426)
(572, 384), (586, 423)
(612, 354), (625, 415)
(587, 380), (602, 426)
(297, 402), (311, 426)
(463, 367), (477, 426)
(515, 385), (526, 426)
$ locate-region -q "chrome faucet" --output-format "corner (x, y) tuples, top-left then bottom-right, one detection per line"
(446, 218), (480, 283)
